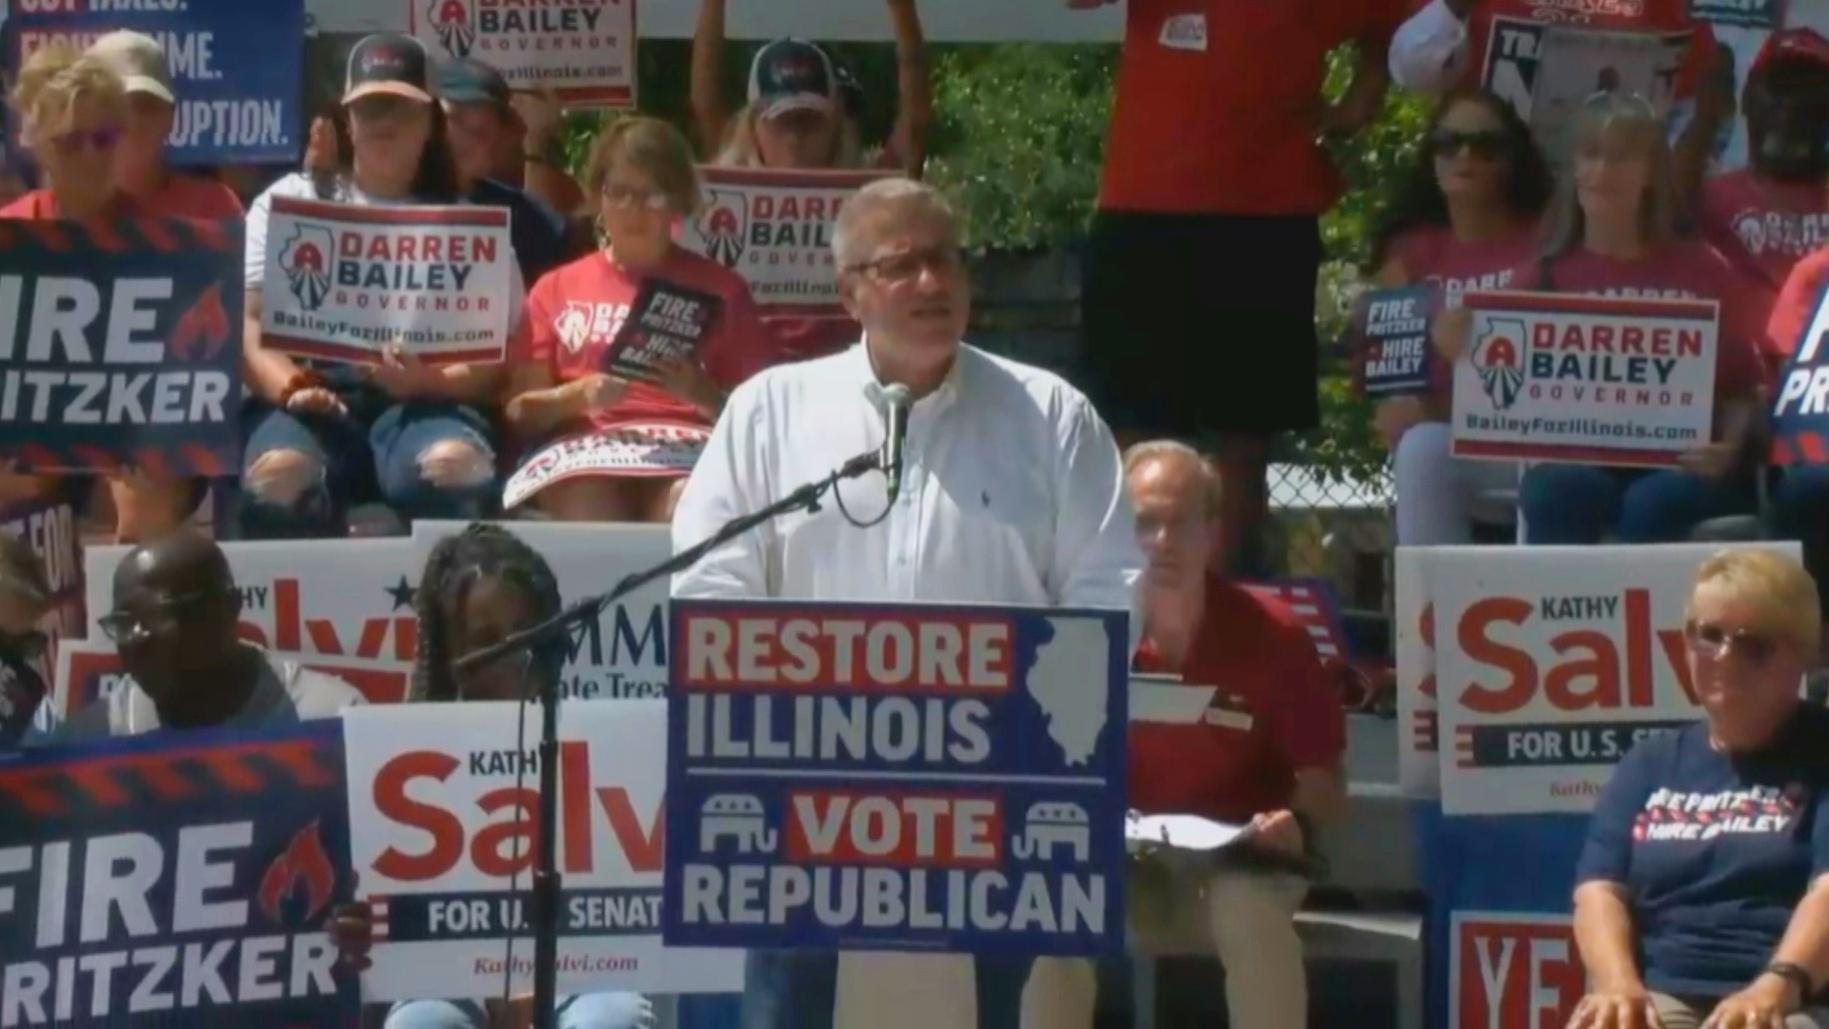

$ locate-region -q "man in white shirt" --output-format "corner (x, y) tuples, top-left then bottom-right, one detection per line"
(672, 178), (1143, 1029)
(48, 531), (363, 741)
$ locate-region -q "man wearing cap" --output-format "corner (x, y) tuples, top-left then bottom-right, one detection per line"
(440, 57), (580, 283)
(85, 30), (241, 219)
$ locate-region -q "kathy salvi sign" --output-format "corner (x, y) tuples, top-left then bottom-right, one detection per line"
(682, 167), (883, 316)
(0, 722), (358, 1025)
(410, 0), (637, 106)
(663, 600), (1131, 956)
(260, 197), (513, 366)
(342, 702), (741, 999)
(0, 218), (243, 476)
(10, 0), (305, 164)
(1452, 291), (1718, 468)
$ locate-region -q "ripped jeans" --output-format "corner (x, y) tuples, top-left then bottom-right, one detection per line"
(239, 400), (498, 539)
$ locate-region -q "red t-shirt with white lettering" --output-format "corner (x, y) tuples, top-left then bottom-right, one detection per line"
(1702, 170), (1829, 306)
(1100, 0), (1404, 214)
(1767, 247), (1829, 359)
(1128, 579), (1344, 824)
(518, 248), (777, 431)
(1389, 224), (1539, 401)
(1446, 0), (1711, 107)
(1505, 240), (1767, 399)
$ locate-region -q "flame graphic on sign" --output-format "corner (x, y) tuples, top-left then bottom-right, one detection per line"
(170, 282), (231, 360)
(258, 820), (336, 925)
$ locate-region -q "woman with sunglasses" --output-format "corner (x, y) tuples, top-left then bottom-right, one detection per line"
(1451, 93), (1769, 544)
(239, 34), (512, 539)
(1, 45), (210, 545)
(330, 523), (654, 1029)
(1570, 549), (1829, 1029)
(1367, 89), (1551, 545)
(503, 117), (774, 523)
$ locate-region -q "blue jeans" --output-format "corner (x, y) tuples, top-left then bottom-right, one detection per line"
(1518, 464), (1754, 544)
(239, 400), (497, 538)
(740, 951), (1033, 1029)
(384, 993), (653, 1029)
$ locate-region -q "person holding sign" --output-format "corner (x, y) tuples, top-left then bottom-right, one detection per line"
(673, 177), (1141, 1029)
(327, 524), (654, 1029)
(1367, 88), (1550, 545)
(1570, 550), (1829, 1029)
(1, 44), (215, 545)
(505, 117), (775, 523)
(84, 31), (243, 221)
(1449, 93), (1768, 544)
(240, 35), (512, 539)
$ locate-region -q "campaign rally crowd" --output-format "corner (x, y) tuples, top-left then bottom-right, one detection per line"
(6, 0), (1829, 1027)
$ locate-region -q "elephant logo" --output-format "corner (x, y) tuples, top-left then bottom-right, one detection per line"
(698, 794), (778, 855)
(1010, 801), (1090, 863)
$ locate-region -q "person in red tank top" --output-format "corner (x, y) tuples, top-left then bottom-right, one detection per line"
(1025, 440), (1344, 1029)
(1701, 29), (1829, 339)
(1366, 89), (1552, 545)
(506, 117), (778, 523)
(1487, 94), (1769, 544)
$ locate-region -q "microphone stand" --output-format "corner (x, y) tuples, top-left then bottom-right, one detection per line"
(453, 446), (885, 1029)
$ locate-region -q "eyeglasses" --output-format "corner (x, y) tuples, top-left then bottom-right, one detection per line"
(47, 126), (121, 156)
(1430, 128), (1510, 161)
(1684, 619), (1780, 667)
(846, 246), (963, 283)
(600, 184), (672, 212)
(99, 588), (231, 645)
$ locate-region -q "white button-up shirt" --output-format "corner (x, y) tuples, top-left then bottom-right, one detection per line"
(670, 339), (1142, 1029)
(673, 340), (1142, 617)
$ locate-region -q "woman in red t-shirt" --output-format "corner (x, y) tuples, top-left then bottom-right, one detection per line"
(505, 117), (775, 523)
(1493, 94), (1768, 543)
(0, 45), (206, 544)
(1367, 89), (1550, 545)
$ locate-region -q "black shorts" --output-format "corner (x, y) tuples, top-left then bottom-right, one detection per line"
(1080, 212), (1322, 439)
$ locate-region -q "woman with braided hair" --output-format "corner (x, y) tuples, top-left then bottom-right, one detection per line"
(334, 523), (654, 1029)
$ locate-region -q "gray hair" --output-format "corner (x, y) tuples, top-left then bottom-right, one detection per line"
(1122, 440), (1223, 518)
(832, 178), (960, 270)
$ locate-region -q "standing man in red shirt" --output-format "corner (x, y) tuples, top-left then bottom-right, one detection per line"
(1023, 440), (1346, 1029)
(1069, 0), (1400, 576)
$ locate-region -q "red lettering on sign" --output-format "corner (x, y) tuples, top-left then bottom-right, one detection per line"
(1455, 589), (1688, 715)
(1454, 917), (1582, 1029)
(371, 752), (465, 881)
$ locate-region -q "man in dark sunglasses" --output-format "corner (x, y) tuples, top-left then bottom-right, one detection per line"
(43, 530), (362, 742)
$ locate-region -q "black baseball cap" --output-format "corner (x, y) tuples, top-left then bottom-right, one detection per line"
(344, 33), (434, 105)
(438, 57), (510, 108)
(748, 38), (839, 120)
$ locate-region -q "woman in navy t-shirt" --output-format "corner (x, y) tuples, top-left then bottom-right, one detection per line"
(1573, 550), (1829, 1029)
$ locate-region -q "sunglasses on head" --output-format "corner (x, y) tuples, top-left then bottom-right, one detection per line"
(1685, 619), (1780, 666)
(1430, 128), (1509, 160)
(48, 126), (121, 156)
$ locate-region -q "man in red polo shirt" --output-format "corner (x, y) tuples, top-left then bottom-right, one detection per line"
(1023, 440), (1346, 1029)
(1067, 0), (1400, 578)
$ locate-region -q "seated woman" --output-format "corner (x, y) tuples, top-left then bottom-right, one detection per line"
(505, 117), (774, 524)
(1367, 88), (1551, 545)
(3, 45), (205, 543)
(337, 523), (653, 1029)
(240, 34), (510, 539)
(1473, 93), (1769, 544)
(1572, 549), (1829, 1029)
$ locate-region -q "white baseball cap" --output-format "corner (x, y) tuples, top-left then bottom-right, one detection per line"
(86, 30), (176, 105)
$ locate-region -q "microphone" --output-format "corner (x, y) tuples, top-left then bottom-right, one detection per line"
(879, 384), (913, 500)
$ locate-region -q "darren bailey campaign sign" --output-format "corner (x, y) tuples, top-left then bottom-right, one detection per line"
(261, 197), (513, 366)
(662, 600), (1130, 956)
(342, 702), (742, 999)
(1354, 286), (1436, 397)
(0, 218), (242, 475)
(411, 0), (637, 106)
(1769, 277), (1829, 464)
(1451, 291), (1718, 467)
(0, 722), (357, 1025)
(682, 167), (883, 316)
(9, 0), (305, 164)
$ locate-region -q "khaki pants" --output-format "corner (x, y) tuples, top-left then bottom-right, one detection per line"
(1023, 858), (1309, 1029)
(1650, 992), (1829, 1029)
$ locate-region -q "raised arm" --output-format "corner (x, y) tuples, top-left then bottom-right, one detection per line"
(691, 0), (733, 156)
(885, 0), (934, 177)
(1388, 0), (1477, 95)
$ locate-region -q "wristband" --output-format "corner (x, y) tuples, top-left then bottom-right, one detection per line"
(1767, 962), (1814, 1002)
